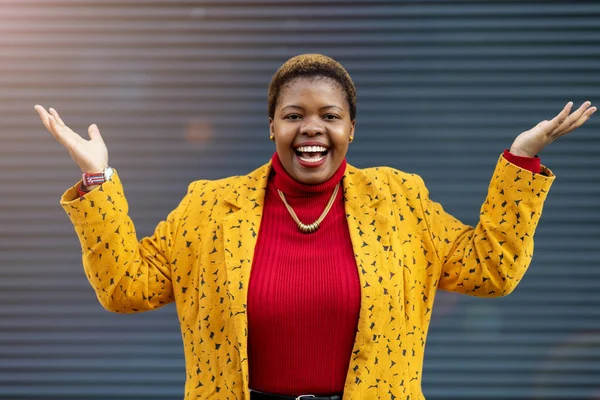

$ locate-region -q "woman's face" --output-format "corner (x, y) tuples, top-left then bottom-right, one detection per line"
(270, 77), (355, 185)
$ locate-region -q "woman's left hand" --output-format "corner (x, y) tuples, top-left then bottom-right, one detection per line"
(509, 101), (596, 157)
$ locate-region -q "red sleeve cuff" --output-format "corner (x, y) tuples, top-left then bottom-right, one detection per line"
(77, 183), (89, 198)
(502, 149), (541, 174)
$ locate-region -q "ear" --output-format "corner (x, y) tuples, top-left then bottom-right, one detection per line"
(349, 119), (356, 141)
(269, 117), (275, 137)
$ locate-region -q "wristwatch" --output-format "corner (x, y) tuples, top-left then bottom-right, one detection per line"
(82, 167), (114, 188)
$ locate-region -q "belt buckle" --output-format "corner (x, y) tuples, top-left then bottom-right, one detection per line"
(296, 396), (316, 400)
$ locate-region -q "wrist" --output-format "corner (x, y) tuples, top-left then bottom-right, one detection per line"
(508, 146), (536, 158)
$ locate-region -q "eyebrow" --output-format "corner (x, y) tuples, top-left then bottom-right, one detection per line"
(281, 105), (345, 112)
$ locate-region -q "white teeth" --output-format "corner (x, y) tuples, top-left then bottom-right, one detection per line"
(298, 154), (325, 163)
(296, 145), (327, 153)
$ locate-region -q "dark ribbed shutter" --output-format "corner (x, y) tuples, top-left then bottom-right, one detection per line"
(1, 1), (599, 398)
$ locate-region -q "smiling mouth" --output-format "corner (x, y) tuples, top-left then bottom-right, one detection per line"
(294, 145), (329, 163)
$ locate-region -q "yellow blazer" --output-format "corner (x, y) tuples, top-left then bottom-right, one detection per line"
(61, 155), (554, 399)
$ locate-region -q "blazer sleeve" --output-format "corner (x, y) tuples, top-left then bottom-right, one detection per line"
(415, 155), (555, 297)
(60, 169), (195, 313)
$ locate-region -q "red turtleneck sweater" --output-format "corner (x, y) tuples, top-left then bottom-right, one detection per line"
(247, 154), (358, 396)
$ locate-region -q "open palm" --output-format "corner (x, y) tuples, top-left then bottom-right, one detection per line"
(35, 106), (108, 173)
(510, 101), (596, 158)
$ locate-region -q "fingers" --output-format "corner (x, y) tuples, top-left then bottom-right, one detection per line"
(556, 101), (590, 132)
(87, 123), (104, 143)
(557, 101), (596, 136)
(35, 105), (62, 141)
(34, 104), (51, 131)
(49, 113), (78, 149)
(548, 102), (573, 132)
(566, 101), (591, 126)
(49, 107), (66, 127)
(34, 105), (80, 150)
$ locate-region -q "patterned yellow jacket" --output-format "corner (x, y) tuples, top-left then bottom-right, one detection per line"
(61, 155), (554, 399)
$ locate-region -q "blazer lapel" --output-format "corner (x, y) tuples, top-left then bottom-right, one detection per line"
(222, 162), (271, 396)
(342, 165), (396, 397)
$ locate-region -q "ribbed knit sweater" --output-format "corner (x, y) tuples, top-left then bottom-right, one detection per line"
(247, 153), (359, 396)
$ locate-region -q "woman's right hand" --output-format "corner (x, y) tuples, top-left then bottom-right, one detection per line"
(34, 105), (108, 173)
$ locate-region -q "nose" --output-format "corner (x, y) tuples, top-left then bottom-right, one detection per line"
(300, 117), (324, 136)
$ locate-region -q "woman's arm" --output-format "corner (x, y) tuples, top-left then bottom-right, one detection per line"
(419, 101), (595, 296)
(60, 173), (195, 312)
(415, 159), (553, 296)
(35, 106), (193, 312)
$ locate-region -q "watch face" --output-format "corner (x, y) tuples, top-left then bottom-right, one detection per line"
(105, 167), (114, 181)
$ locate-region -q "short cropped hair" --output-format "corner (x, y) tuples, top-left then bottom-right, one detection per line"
(268, 54), (357, 120)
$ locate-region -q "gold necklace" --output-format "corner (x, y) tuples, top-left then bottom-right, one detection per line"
(277, 183), (340, 234)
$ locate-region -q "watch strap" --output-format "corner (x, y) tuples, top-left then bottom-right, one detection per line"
(82, 167), (113, 186)
(82, 171), (105, 187)
(80, 167), (114, 196)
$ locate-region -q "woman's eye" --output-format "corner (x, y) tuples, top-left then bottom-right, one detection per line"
(323, 114), (340, 120)
(285, 114), (302, 120)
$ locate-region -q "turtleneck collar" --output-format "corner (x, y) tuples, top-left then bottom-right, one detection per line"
(270, 152), (346, 197)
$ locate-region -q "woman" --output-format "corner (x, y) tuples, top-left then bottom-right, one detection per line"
(35, 54), (595, 400)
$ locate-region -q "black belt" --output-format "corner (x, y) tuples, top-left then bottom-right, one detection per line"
(250, 389), (343, 400)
